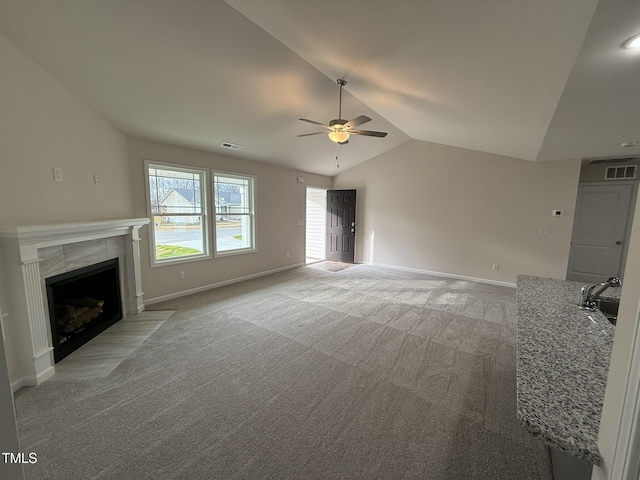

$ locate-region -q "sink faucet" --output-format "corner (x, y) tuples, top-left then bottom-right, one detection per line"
(580, 276), (621, 311)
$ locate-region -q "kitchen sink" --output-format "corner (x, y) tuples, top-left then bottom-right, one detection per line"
(597, 299), (619, 326)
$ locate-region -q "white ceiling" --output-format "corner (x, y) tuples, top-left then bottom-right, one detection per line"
(0, 0), (638, 176)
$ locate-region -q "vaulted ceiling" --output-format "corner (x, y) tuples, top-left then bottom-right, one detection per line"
(0, 0), (637, 176)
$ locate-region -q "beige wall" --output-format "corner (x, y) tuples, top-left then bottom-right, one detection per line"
(333, 139), (581, 284)
(128, 138), (332, 301)
(0, 33), (133, 225)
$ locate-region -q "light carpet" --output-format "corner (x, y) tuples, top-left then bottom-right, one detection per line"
(14, 263), (551, 479)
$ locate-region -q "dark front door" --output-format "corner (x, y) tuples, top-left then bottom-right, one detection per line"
(326, 189), (356, 263)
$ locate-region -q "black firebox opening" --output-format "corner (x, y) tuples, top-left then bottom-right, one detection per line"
(46, 258), (123, 363)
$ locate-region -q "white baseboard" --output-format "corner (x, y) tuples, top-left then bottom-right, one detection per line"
(145, 260), (515, 306)
(145, 263), (305, 305)
(10, 369), (53, 393)
(367, 262), (516, 288)
(11, 377), (30, 393)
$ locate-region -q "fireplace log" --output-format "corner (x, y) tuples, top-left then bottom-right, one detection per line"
(55, 297), (105, 334)
(62, 297), (105, 309)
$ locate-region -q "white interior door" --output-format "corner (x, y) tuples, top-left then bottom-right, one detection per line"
(566, 183), (635, 283)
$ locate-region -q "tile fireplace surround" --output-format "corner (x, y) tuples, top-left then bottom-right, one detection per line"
(0, 218), (150, 391)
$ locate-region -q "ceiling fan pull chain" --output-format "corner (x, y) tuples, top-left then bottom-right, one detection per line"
(336, 144), (340, 169)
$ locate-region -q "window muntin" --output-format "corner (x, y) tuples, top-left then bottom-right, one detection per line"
(213, 173), (255, 254)
(147, 163), (209, 264)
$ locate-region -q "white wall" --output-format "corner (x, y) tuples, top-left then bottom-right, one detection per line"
(593, 189), (640, 480)
(128, 138), (332, 301)
(0, 302), (23, 480)
(333, 139), (582, 284)
(0, 32), (134, 384)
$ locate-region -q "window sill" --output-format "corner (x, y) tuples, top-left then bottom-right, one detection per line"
(214, 248), (257, 258)
(150, 253), (212, 268)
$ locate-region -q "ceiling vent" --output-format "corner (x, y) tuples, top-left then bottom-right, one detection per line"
(605, 165), (636, 180)
(221, 142), (241, 151)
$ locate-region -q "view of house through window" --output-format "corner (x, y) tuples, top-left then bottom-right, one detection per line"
(214, 173), (255, 254)
(147, 163), (208, 263)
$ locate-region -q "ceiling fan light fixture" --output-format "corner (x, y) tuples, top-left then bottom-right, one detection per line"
(624, 34), (640, 49)
(298, 78), (387, 144)
(328, 131), (350, 143)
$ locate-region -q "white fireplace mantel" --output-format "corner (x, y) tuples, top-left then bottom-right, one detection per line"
(0, 218), (150, 390)
(0, 218), (149, 252)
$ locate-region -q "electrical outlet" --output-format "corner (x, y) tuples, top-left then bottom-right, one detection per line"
(53, 167), (63, 182)
(94, 174), (100, 185)
(492, 264), (499, 271)
(539, 227), (550, 235)
(179, 271), (185, 279)
(286, 252), (290, 258)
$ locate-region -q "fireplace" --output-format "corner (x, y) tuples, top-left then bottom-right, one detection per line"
(46, 258), (123, 362)
(0, 218), (150, 389)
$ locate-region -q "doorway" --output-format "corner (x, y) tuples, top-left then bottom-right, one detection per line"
(305, 187), (326, 264)
(566, 182), (637, 283)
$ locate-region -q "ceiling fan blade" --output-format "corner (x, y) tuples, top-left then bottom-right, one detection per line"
(349, 129), (388, 138)
(343, 115), (371, 129)
(299, 118), (329, 128)
(297, 131), (327, 137)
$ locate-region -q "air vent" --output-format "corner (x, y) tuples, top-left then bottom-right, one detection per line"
(605, 165), (636, 180)
(587, 157), (634, 165)
(221, 142), (241, 150)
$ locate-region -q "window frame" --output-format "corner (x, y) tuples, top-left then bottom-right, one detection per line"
(213, 171), (257, 257)
(144, 160), (212, 267)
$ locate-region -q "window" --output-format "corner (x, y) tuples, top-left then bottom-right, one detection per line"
(144, 162), (255, 265)
(213, 172), (255, 255)
(146, 162), (210, 265)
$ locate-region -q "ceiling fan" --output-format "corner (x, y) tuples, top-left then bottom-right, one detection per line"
(298, 79), (388, 144)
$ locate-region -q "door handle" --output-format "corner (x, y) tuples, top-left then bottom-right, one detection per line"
(616, 240), (623, 245)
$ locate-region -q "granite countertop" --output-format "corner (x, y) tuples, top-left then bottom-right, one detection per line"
(516, 275), (617, 465)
